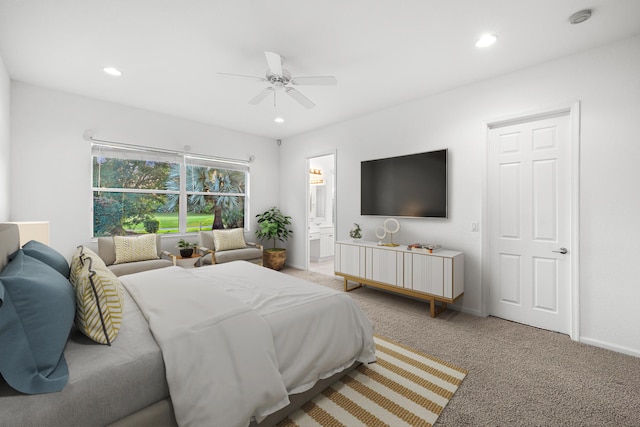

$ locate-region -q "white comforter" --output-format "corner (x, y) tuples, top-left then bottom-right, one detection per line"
(121, 262), (375, 427)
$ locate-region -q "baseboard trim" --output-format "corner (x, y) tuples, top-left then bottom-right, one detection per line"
(580, 336), (640, 358)
(450, 305), (483, 317)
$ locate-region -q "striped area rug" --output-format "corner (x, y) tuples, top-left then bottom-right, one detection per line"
(278, 336), (467, 427)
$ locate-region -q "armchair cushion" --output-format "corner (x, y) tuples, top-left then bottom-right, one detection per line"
(97, 235), (172, 277)
(98, 234), (163, 266)
(213, 246), (262, 264)
(198, 231), (262, 266)
(212, 228), (247, 252)
(113, 234), (159, 264)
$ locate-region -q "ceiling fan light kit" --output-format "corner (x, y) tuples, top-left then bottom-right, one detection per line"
(218, 51), (337, 109)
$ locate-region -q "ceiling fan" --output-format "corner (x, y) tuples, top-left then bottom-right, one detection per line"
(217, 51), (337, 109)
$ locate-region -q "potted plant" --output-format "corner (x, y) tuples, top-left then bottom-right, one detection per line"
(177, 239), (195, 258)
(349, 223), (362, 241)
(255, 207), (293, 270)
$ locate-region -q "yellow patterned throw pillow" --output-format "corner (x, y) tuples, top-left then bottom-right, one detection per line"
(113, 234), (159, 264)
(73, 254), (124, 345)
(213, 228), (247, 252)
(69, 245), (106, 287)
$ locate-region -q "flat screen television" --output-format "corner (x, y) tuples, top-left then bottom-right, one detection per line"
(361, 149), (447, 218)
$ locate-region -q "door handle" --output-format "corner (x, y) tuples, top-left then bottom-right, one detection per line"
(552, 247), (568, 254)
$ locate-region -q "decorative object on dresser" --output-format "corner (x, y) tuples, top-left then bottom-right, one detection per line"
(255, 207), (293, 270)
(335, 240), (464, 317)
(375, 217), (401, 247)
(349, 223), (362, 240)
(408, 243), (442, 253)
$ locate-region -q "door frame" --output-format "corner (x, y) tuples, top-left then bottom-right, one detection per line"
(305, 151), (337, 271)
(481, 101), (581, 341)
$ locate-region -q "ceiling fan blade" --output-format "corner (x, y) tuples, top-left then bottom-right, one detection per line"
(217, 72), (266, 82)
(249, 87), (274, 105)
(286, 87), (315, 109)
(264, 51), (283, 76)
(290, 76), (337, 86)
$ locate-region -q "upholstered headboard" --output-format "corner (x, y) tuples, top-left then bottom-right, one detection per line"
(0, 223), (20, 272)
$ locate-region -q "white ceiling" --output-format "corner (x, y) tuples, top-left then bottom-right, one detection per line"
(1, 1), (639, 140)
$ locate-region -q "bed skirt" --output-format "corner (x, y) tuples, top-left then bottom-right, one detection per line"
(108, 362), (360, 427)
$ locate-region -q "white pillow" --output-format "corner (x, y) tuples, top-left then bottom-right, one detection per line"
(113, 234), (159, 264)
(213, 228), (247, 252)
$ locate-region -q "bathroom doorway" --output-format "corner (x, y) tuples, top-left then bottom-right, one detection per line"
(307, 153), (335, 275)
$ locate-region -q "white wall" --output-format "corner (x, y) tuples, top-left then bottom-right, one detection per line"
(0, 53), (10, 221)
(10, 82), (279, 257)
(280, 35), (640, 356)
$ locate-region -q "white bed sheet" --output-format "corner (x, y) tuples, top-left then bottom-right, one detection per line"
(122, 262), (376, 427)
(121, 267), (290, 427)
(188, 261), (377, 393)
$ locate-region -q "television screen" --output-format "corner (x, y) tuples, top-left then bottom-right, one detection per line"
(361, 149), (447, 218)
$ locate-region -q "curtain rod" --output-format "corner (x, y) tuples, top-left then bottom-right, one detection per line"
(83, 129), (254, 165)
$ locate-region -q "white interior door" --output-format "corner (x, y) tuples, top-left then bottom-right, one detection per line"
(488, 113), (572, 334)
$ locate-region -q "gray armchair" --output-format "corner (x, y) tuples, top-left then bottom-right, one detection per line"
(198, 229), (262, 266)
(97, 234), (173, 276)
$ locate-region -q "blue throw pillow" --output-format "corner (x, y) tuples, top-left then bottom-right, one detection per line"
(21, 240), (70, 278)
(0, 250), (75, 394)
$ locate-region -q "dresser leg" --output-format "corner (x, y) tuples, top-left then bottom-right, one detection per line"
(429, 300), (447, 318)
(344, 278), (363, 292)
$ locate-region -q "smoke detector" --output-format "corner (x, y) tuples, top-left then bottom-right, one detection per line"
(569, 9), (592, 24)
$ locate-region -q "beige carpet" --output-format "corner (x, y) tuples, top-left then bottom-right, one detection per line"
(281, 267), (640, 426)
(279, 336), (467, 427)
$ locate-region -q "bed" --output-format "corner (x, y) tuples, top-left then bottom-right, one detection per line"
(0, 223), (376, 426)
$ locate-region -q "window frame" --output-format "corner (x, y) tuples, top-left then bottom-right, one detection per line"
(91, 141), (250, 237)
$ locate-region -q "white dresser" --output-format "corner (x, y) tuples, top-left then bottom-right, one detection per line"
(334, 240), (464, 317)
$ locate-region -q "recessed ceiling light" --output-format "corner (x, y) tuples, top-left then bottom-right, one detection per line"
(475, 34), (498, 48)
(569, 9), (592, 24)
(103, 67), (122, 76)
(274, 117), (284, 124)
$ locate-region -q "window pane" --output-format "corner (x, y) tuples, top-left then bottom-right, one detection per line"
(93, 192), (179, 236)
(93, 157), (179, 190)
(186, 195), (245, 231)
(185, 166), (246, 195)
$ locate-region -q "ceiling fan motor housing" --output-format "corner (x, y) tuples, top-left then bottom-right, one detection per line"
(266, 69), (292, 86)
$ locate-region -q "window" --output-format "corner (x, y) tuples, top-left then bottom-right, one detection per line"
(92, 142), (249, 237)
